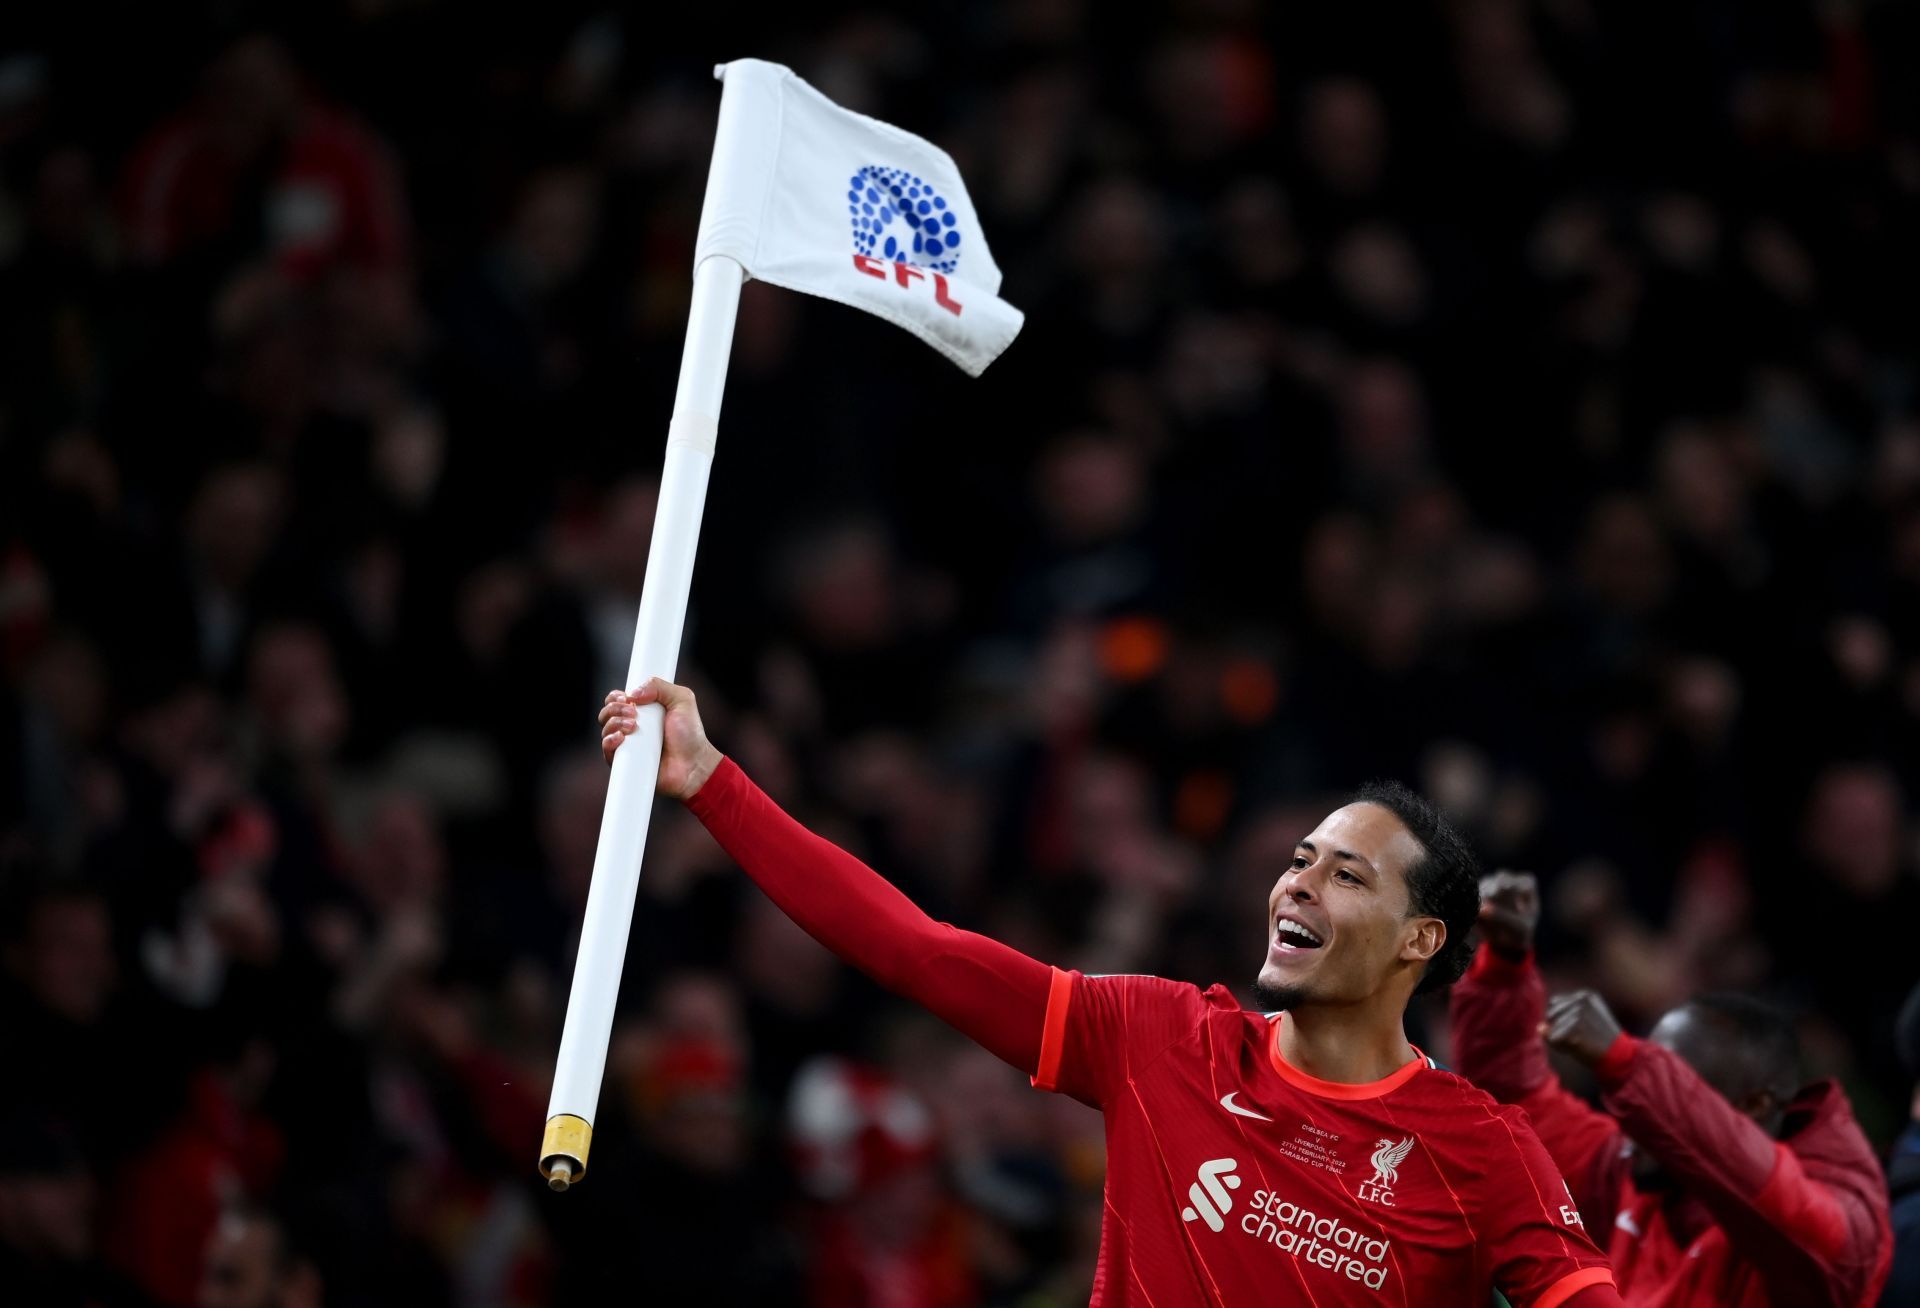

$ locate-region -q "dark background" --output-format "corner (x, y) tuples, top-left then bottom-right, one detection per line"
(2, 2), (1918, 1305)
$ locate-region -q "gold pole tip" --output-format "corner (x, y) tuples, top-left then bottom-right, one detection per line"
(539, 1113), (592, 1189)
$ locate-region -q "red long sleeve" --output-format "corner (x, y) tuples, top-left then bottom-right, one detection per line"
(1599, 1039), (1891, 1306)
(1450, 945), (1625, 1226)
(1452, 945), (1892, 1306)
(686, 757), (1055, 1076)
(1449, 945), (1557, 1099)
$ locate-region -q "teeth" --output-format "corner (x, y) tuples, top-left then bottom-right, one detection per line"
(1277, 920), (1323, 947)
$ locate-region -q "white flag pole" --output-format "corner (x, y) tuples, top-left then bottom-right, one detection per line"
(539, 251), (744, 1191)
(541, 56), (1022, 1188)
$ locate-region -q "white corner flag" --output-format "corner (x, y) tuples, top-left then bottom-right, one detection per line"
(539, 59), (1022, 1190)
(696, 58), (1024, 375)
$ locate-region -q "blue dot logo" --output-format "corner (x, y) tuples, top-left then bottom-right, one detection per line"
(846, 164), (962, 275)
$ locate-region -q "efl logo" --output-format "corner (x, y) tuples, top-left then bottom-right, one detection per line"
(846, 165), (962, 272)
(1180, 1158), (1242, 1233)
(852, 254), (964, 317)
(1356, 1136), (1415, 1208)
(846, 163), (966, 317)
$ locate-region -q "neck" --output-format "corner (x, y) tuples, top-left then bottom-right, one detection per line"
(1276, 1002), (1417, 1085)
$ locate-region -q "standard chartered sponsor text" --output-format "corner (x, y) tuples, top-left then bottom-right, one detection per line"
(1240, 1188), (1391, 1290)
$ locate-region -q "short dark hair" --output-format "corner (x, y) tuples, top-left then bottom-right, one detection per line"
(1350, 780), (1481, 994)
(1684, 993), (1801, 1102)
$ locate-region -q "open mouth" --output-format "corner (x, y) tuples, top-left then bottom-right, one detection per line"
(1273, 919), (1325, 951)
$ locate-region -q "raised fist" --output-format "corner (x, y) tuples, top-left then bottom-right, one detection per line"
(1542, 989), (1626, 1069)
(1476, 870), (1540, 960)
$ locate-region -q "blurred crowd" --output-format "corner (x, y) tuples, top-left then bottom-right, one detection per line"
(3, 2), (1919, 1306)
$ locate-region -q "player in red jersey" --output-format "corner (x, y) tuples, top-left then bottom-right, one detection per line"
(1451, 872), (1892, 1306)
(599, 680), (1622, 1307)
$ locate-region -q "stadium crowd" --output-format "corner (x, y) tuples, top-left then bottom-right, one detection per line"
(2, 2), (1918, 1305)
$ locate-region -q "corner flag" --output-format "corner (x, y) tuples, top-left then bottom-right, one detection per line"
(541, 57), (1022, 1190)
(696, 58), (1024, 375)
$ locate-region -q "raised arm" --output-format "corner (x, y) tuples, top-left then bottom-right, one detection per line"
(602, 681), (1055, 1075)
(1449, 872), (1624, 1221)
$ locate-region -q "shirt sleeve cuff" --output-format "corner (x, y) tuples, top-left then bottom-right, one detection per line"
(684, 755), (744, 821)
(1532, 1266), (1615, 1308)
(1593, 1033), (1639, 1088)
(1467, 940), (1534, 982)
(1030, 967), (1074, 1092)
(1752, 1138), (1849, 1261)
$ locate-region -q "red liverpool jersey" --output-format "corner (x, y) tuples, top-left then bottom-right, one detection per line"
(1034, 971), (1614, 1307)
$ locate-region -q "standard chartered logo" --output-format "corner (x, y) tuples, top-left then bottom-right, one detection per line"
(1240, 1189), (1393, 1290)
(1178, 1162), (1393, 1291)
(1179, 1158), (1242, 1231)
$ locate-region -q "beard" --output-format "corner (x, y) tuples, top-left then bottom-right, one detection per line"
(1251, 976), (1311, 1012)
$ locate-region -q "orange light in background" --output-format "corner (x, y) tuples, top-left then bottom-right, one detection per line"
(1175, 770), (1234, 841)
(1220, 657), (1278, 725)
(1099, 616), (1170, 684)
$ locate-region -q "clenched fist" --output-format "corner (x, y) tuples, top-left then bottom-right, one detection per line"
(598, 679), (725, 800)
(1542, 989), (1625, 1069)
(1476, 870), (1540, 960)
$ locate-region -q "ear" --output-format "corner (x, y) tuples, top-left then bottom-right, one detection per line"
(1401, 917), (1445, 967)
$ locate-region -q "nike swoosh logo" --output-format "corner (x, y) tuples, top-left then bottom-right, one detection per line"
(1220, 1093), (1272, 1121)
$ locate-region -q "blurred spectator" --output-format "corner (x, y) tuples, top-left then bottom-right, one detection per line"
(182, 463), (286, 679)
(1783, 763), (1920, 1106)
(121, 33), (407, 280)
(789, 1057), (973, 1308)
(0, 1112), (142, 1307)
(198, 1204), (321, 1308)
(549, 980), (797, 1307)
(0, 881), (159, 1165)
(1887, 981), (1920, 1306)
(104, 1025), (284, 1308)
